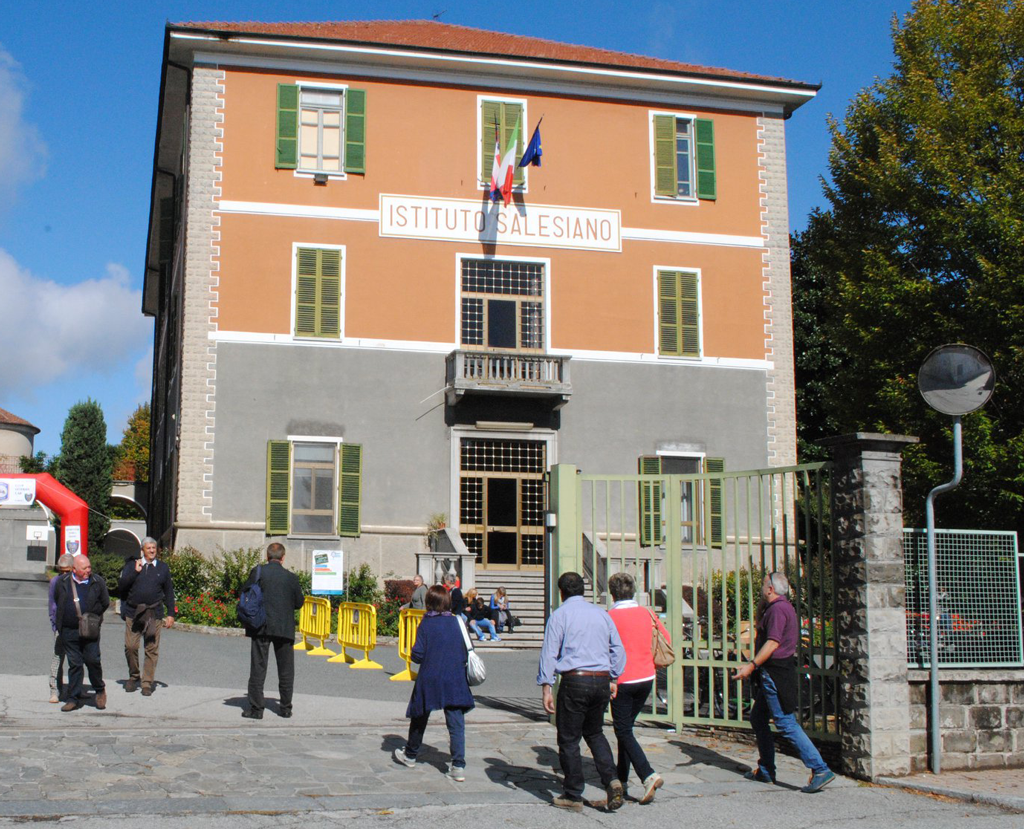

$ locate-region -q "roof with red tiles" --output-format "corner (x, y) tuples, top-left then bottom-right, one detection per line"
(173, 20), (816, 89)
(0, 407), (40, 433)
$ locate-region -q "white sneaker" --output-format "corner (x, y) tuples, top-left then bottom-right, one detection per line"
(447, 765), (466, 782)
(393, 748), (416, 768)
(640, 772), (663, 804)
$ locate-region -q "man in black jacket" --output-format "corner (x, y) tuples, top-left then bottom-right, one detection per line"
(54, 555), (110, 712)
(243, 542), (305, 720)
(118, 537), (176, 696)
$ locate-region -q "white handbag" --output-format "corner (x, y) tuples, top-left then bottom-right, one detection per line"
(458, 617), (486, 686)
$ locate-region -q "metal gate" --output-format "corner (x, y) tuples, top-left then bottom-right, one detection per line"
(548, 462), (839, 740)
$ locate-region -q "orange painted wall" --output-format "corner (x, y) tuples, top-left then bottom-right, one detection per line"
(219, 68), (766, 236)
(215, 214), (767, 359)
(213, 67), (778, 361)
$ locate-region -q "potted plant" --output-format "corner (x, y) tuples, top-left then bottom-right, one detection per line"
(426, 512), (447, 551)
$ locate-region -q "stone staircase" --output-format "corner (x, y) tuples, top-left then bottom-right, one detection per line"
(471, 570), (547, 650)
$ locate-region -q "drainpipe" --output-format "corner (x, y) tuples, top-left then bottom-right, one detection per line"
(925, 415), (962, 774)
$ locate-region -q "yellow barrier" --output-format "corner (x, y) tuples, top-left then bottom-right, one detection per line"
(328, 602), (383, 669)
(294, 596), (336, 656)
(389, 608), (424, 681)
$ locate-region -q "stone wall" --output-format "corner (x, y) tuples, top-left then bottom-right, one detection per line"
(908, 669), (1024, 770)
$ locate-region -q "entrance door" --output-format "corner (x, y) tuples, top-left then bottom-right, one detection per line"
(459, 437), (546, 569)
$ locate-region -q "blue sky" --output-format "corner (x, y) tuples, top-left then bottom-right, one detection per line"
(0, 0), (913, 457)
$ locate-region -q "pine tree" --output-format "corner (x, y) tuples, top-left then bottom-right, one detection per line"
(57, 399), (113, 553)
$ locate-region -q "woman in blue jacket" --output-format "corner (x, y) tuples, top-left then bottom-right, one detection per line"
(394, 584), (475, 780)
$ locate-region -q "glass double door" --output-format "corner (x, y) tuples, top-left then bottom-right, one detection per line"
(459, 437), (546, 569)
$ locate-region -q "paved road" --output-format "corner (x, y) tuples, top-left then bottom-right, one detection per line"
(1, 578), (1019, 827)
(0, 577), (543, 706)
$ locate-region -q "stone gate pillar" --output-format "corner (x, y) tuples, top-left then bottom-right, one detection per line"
(819, 432), (919, 779)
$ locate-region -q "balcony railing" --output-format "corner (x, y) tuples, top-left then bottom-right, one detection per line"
(445, 350), (572, 408)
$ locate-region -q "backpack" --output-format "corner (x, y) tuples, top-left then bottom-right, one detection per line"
(236, 565), (266, 630)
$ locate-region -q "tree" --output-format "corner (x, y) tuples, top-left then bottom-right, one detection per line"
(112, 402), (150, 482)
(56, 399), (113, 553)
(793, 0), (1024, 533)
(19, 451), (58, 475)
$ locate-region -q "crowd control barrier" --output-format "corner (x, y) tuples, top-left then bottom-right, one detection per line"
(329, 602), (383, 669)
(294, 596), (336, 656)
(389, 608), (424, 681)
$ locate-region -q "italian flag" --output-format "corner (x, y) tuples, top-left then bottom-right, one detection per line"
(490, 115), (521, 207)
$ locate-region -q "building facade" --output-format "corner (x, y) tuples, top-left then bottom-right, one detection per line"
(143, 21), (816, 578)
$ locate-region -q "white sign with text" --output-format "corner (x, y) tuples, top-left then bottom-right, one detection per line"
(312, 549), (345, 596)
(379, 194), (622, 252)
(0, 478), (36, 508)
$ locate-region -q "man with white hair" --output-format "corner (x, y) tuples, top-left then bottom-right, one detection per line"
(732, 572), (835, 793)
(118, 537), (176, 696)
(54, 555), (110, 712)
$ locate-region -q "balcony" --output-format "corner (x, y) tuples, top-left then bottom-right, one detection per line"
(445, 350), (572, 409)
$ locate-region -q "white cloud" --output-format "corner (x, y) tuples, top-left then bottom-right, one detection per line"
(0, 44), (47, 205)
(0, 249), (152, 396)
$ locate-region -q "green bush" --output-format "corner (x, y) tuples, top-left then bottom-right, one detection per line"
(212, 547), (264, 596)
(91, 551), (126, 596)
(345, 562), (383, 604)
(162, 547), (215, 600)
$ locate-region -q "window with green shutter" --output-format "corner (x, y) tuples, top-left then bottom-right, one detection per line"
(480, 99), (525, 187)
(657, 270), (700, 358)
(638, 456), (663, 547)
(338, 443), (362, 537)
(295, 248), (342, 339)
(652, 113), (716, 201)
(344, 89), (366, 173)
(276, 84), (299, 169)
(266, 440), (291, 535)
(276, 84), (367, 174)
(705, 457), (725, 548)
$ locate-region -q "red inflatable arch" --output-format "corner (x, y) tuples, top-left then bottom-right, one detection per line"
(5, 473), (89, 558)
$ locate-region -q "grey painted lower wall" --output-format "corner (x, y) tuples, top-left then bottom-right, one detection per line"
(178, 342), (773, 575)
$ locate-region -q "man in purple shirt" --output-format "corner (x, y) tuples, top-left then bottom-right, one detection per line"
(732, 572), (835, 793)
(538, 571), (626, 812)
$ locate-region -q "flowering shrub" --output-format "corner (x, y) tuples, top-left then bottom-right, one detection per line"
(176, 591), (240, 628)
(375, 597), (402, 637)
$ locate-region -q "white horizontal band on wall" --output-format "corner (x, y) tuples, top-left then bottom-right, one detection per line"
(215, 199), (766, 250)
(208, 330), (772, 371)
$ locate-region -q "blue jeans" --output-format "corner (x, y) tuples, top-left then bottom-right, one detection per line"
(405, 707), (466, 768)
(750, 670), (829, 778)
(470, 618), (498, 639)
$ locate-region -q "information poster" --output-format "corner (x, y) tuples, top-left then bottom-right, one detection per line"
(312, 549), (344, 595)
(64, 525), (82, 556)
(0, 478), (36, 508)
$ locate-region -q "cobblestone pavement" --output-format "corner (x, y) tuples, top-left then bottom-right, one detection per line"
(1, 584), (1020, 825)
(1, 672), (847, 817)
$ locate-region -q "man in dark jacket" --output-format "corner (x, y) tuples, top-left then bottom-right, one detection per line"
(242, 542), (305, 720)
(54, 555), (110, 712)
(118, 537), (176, 696)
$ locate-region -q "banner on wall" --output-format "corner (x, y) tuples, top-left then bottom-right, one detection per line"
(64, 526), (82, 556)
(312, 549), (344, 595)
(0, 478), (36, 508)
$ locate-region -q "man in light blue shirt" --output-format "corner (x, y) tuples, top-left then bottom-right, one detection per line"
(538, 571), (626, 812)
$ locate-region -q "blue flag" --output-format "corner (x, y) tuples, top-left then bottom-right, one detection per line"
(518, 121), (543, 168)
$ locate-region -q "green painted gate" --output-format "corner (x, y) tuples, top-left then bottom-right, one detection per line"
(548, 462), (839, 741)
